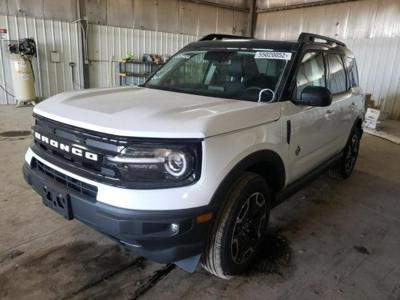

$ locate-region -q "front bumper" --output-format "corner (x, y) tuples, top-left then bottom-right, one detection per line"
(23, 162), (214, 264)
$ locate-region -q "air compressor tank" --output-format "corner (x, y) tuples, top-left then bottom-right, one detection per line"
(10, 53), (36, 106)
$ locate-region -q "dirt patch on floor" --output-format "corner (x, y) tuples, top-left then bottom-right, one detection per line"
(0, 250), (24, 265)
(250, 227), (295, 278)
(0, 130), (31, 138)
(131, 264), (175, 300)
(353, 245), (371, 255)
(0, 241), (139, 300)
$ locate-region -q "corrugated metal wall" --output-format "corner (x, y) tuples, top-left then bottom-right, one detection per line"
(346, 37), (400, 119)
(0, 15), (83, 104)
(0, 0), (78, 22)
(255, 0), (400, 119)
(255, 0), (400, 40)
(256, 0), (336, 10)
(87, 25), (198, 88)
(0, 0), (249, 36)
(0, 0), (250, 104)
(87, 0), (249, 36)
(0, 14), (202, 104)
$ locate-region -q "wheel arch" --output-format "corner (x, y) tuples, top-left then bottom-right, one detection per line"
(347, 116), (363, 141)
(209, 150), (286, 208)
(354, 116), (363, 132)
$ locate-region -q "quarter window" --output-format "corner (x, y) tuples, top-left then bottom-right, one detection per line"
(295, 52), (326, 99)
(327, 54), (347, 93)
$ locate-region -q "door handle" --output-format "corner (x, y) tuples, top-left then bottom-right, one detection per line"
(324, 109), (335, 118)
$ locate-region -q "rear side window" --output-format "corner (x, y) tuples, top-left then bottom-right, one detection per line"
(327, 54), (347, 93)
(295, 52), (326, 99)
(344, 56), (359, 87)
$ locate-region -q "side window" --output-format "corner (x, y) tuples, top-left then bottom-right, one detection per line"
(327, 54), (347, 93)
(344, 56), (359, 88)
(295, 52), (326, 99)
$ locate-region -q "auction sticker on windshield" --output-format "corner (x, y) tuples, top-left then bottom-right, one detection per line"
(255, 51), (292, 60)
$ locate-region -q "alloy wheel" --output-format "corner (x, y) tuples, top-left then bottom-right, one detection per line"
(344, 133), (360, 173)
(231, 192), (267, 265)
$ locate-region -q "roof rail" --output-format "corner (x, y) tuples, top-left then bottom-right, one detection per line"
(298, 32), (346, 47)
(199, 34), (252, 41)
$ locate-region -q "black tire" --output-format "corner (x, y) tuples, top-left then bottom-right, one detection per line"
(201, 172), (271, 279)
(329, 126), (361, 179)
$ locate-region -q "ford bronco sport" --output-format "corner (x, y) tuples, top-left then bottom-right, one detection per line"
(23, 33), (364, 279)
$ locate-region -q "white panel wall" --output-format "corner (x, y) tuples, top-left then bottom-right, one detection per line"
(255, 0), (400, 40)
(347, 38), (400, 120)
(0, 15), (83, 104)
(0, 0), (249, 104)
(87, 24), (198, 88)
(0, 15), (201, 104)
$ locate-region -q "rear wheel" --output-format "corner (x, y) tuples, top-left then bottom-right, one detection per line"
(329, 126), (361, 179)
(201, 172), (271, 279)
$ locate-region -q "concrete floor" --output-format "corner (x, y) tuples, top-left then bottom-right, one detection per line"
(0, 105), (399, 300)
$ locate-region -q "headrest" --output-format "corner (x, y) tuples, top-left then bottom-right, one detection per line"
(243, 56), (259, 77)
(227, 59), (243, 77)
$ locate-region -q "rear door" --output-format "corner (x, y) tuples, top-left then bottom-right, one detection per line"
(344, 55), (363, 131)
(325, 53), (355, 151)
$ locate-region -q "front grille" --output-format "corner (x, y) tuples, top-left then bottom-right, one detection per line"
(32, 158), (98, 201)
(33, 114), (126, 171)
(32, 114), (126, 184)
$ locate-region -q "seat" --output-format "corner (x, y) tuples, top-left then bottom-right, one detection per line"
(224, 58), (245, 93)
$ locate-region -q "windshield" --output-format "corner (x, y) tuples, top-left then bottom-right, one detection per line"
(145, 49), (292, 102)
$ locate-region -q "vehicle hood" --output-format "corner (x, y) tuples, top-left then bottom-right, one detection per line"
(34, 87), (282, 138)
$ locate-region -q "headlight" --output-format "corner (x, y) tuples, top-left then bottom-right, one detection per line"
(106, 142), (201, 188)
(164, 151), (187, 177)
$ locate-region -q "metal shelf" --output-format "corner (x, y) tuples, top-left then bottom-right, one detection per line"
(119, 72), (150, 78)
(118, 60), (163, 86)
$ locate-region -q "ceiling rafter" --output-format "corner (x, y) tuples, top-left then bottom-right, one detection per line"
(257, 0), (360, 13)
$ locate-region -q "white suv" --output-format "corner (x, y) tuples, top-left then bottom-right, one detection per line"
(23, 33), (364, 279)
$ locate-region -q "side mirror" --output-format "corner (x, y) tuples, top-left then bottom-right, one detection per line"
(296, 86), (332, 107)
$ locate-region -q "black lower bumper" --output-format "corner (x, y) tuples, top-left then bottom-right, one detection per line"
(23, 162), (214, 264)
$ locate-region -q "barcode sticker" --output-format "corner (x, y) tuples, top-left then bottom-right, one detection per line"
(255, 51), (292, 60)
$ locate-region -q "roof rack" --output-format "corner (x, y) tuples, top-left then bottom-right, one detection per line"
(298, 32), (346, 47)
(199, 34), (252, 41)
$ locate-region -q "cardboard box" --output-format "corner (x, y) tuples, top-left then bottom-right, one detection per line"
(364, 94), (376, 111)
(364, 108), (382, 130)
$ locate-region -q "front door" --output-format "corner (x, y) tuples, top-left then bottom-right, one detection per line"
(286, 51), (334, 182)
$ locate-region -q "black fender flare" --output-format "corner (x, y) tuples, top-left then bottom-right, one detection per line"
(353, 116), (363, 132)
(209, 150), (286, 209)
(346, 116), (363, 143)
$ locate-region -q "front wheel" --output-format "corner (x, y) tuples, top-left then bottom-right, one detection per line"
(201, 172), (271, 279)
(330, 126), (361, 179)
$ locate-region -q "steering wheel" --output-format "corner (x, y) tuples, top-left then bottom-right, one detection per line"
(246, 87), (275, 103)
